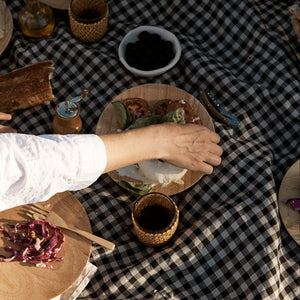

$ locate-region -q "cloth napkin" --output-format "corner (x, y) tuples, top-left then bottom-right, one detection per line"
(52, 262), (98, 300)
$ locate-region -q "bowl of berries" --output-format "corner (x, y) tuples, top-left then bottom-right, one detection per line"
(118, 25), (181, 77)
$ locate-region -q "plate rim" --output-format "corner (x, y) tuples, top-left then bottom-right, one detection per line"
(0, 5), (13, 56)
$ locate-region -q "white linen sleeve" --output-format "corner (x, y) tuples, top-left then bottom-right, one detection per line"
(0, 133), (107, 211)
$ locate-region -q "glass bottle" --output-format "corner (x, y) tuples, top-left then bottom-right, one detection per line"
(18, 0), (55, 41)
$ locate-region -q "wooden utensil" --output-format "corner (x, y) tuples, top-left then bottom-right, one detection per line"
(96, 83), (215, 196)
(27, 204), (115, 250)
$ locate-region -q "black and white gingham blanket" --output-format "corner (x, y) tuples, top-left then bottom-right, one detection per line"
(1, 1), (299, 299)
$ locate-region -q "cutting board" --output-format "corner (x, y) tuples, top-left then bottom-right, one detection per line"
(96, 83), (214, 195)
(0, 191), (92, 300)
(278, 159), (300, 245)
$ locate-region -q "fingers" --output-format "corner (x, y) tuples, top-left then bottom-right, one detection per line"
(205, 150), (222, 166)
(0, 112), (16, 133)
(208, 130), (221, 144)
(0, 125), (17, 133)
(194, 144), (223, 174)
(0, 112), (12, 121)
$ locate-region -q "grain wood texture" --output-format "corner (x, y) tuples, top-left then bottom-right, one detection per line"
(0, 3), (13, 55)
(278, 159), (300, 245)
(0, 191), (92, 300)
(0, 60), (55, 112)
(96, 83), (215, 196)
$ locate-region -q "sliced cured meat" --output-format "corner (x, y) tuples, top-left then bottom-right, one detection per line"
(151, 99), (172, 116)
(122, 98), (149, 122)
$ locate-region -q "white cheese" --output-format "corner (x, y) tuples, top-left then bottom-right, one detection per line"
(138, 160), (187, 186)
(117, 160), (187, 187)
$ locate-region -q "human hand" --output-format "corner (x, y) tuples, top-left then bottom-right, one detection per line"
(101, 123), (222, 175)
(0, 112), (17, 133)
(289, 4), (300, 38)
(157, 123), (223, 174)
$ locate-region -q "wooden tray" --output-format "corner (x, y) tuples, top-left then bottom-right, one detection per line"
(278, 159), (300, 245)
(0, 4), (13, 56)
(0, 192), (92, 300)
(96, 83), (214, 195)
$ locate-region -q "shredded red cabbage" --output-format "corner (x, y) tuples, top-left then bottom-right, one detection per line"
(284, 198), (300, 212)
(0, 219), (65, 268)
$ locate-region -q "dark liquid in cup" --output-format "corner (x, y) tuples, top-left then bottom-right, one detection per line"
(78, 9), (101, 20)
(136, 205), (173, 231)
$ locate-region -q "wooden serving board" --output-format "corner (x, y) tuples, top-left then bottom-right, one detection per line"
(0, 4), (13, 56)
(96, 83), (214, 195)
(0, 191), (92, 300)
(278, 159), (300, 245)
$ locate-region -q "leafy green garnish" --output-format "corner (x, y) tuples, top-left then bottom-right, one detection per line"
(112, 101), (132, 129)
(112, 101), (186, 131)
(127, 115), (162, 129)
(120, 180), (153, 195)
(162, 107), (186, 124)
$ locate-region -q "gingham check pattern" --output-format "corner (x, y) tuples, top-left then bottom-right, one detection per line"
(1, 0), (299, 299)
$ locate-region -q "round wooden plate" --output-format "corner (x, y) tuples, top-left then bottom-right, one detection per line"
(0, 191), (92, 300)
(0, 5), (13, 56)
(96, 83), (215, 196)
(278, 159), (300, 245)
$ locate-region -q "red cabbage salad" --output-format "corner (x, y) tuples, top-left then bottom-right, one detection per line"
(0, 219), (65, 268)
(284, 198), (300, 212)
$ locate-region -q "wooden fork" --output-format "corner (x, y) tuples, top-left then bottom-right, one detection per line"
(26, 204), (115, 250)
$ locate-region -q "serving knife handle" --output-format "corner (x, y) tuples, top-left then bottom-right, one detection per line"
(199, 89), (229, 124)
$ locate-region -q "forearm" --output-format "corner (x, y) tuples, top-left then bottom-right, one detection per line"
(100, 122), (222, 174)
(100, 125), (162, 173)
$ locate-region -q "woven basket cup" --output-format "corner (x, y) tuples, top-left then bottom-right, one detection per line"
(68, 0), (108, 43)
(132, 192), (179, 247)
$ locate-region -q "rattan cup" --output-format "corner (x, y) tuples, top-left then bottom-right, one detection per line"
(68, 0), (108, 43)
(132, 192), (179, 247)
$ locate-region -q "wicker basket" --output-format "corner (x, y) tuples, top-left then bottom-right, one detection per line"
(132, 193), (179, 247)
(68, 0), (108, 43)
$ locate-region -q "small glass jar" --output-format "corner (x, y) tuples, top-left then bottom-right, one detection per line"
(18, 0), (55, 41)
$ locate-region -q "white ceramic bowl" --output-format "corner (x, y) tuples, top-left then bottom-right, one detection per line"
(118, 25), (181, 77)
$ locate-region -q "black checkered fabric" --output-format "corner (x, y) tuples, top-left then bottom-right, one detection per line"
(1, 0), (299, 299)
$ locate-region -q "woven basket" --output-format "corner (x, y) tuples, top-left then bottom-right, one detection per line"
(132, 193), (179, 247)
(68, 0), (108, 43)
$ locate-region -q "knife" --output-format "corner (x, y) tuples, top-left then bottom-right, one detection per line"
(199, 89), (240, 127)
